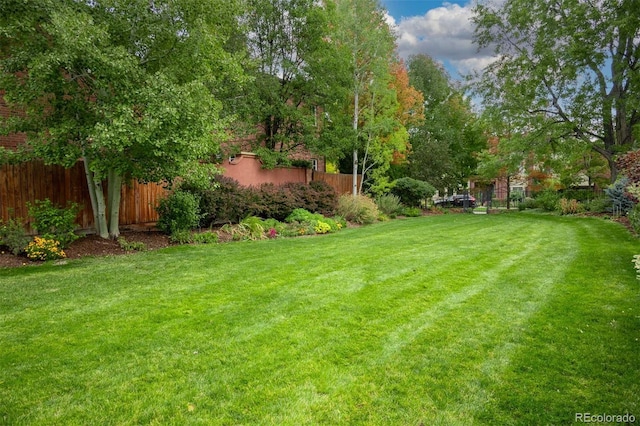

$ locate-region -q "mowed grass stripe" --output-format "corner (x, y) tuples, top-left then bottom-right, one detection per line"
(0, 213), (638, 425)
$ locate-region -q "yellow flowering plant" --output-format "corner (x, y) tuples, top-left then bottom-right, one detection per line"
(314, 221), (331, 234)
(25, 237), (67, 261)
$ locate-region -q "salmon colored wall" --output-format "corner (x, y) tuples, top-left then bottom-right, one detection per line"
(221, 152), (311, 187)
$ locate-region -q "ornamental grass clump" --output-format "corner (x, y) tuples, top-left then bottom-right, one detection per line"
(337, 195), (379, 225)
(559, 198), (581, 215)
(24, 237), (66, 261)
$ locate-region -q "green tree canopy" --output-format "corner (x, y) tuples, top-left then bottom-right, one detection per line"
(403, 54), (485, 193)
(0, 0), (243, 238)
(235, 0), (349, 166)
(472, 0), (640, 182)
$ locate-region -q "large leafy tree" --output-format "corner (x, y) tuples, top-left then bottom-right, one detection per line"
(332, 0), (398, 195)
(359, 60), (424, 195)
(0, 0), (243, 238)
(236, 0), (349, 165)
(472, 0), (640, 182)
(404, 54), (484, 192)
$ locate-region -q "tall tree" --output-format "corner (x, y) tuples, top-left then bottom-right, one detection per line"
(0, 0), (242, 238)
(360, 60), (424, 195)
(405, 54), (484, 192)
(236, 0), (349, 166)
(332, 0), (397, 195)
(472, 0), (640, 182)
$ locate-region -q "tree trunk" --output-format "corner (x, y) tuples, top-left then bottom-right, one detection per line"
(83, 156), (109, 238)
(107, 170), (122, 239)
(352, 88), (359, 196)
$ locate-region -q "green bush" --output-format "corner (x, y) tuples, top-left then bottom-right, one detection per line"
(27, 199), (79, 248)
(192, 231), (219, 244)
(376, 194), (404, 217)
(169, 229), (194, 244)
(402, 207), (423, 217)
(629, 204), (640, 234)
(391, 178), (436, 207)
(117, 237), (147, 252)
(584, 197), (610, 213)
(534, 189), (561, 212)
(156, 190), (201, 235)
(286, 208), (320, 223)
(519, 197), (537, 210)
(337, 195), (379, 225)
(0, 217), (30, 255)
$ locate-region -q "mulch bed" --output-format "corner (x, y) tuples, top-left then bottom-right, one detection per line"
(0, 230), (171, 269)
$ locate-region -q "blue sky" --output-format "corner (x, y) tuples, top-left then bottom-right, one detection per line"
(381, 0), (468, 20)
(379, 0), (496, 80)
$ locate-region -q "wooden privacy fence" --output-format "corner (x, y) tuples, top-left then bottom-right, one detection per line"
(0, 160), (167, 231)
(312, 171), (360, 195)
(1, 161), (360, 232)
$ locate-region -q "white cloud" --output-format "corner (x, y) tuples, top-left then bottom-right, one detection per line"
(390, 3), (496, 79)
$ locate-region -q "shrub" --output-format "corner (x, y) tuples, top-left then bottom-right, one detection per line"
(605, 177), (635, 215)
(314, 221), (332, 234)
(192, 231), (219, 244)
(238, 216), (266, 240)
(391, 178), (436, 207)
(286, 208), (317, 223)
(186, 176), (256, 226)
(337, 195), (379, 225)
(519, 197), (537, 210)
(156, 190), (201, 235)
(402, 207), (423, 217)
(509, 191), (525, 203)
(534, 189), (561, 212)
(628, 204), (640, 234)
(169, 229), (194, 244)
(307, 181), (338, 216)
(117, 237), (147, 252)
(376, 194), (403, 217)
(559, 198), (582, 215)
(584, 197), (610, 213)
(255, 183), (298, 221)
(25, 237), (66, 261)
(27, 199), (79, 248)
(0, 218), (30, 255)
(183, 176), (338, 225)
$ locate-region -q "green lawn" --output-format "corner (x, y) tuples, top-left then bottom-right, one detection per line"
(1, 213), (639, 425)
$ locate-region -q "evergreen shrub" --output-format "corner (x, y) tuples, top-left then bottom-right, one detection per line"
(605, 177), (635, 215)
(391, 178), (436, 207)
